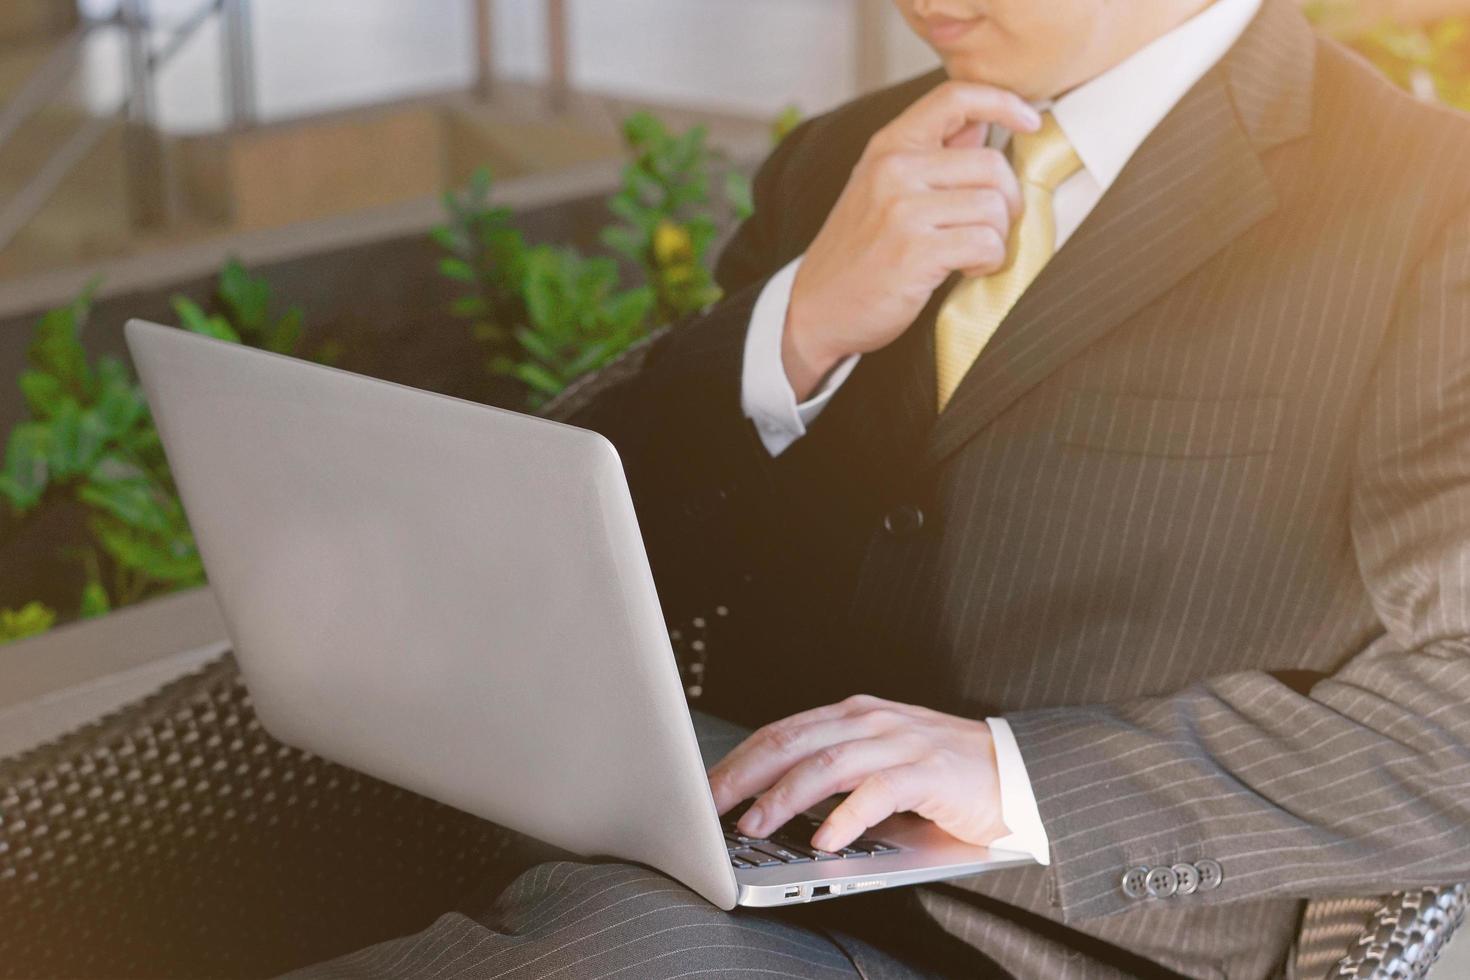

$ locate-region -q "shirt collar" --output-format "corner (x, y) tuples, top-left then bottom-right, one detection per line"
(1025, 0), (1262, 193)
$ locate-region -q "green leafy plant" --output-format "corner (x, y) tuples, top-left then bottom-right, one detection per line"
(0, 284), (206, 616)
(435, 169), (659, 408)
(171, 258), (318, 356)
(433, 168), (532, 362)
(435, 111), (793, 409)
(0, 602), (57, 645)
(511, 246), (655, 407)
(602, 112), (724, 325)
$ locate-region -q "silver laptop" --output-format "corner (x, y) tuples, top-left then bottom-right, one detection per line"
(125, 318), (1033, 909)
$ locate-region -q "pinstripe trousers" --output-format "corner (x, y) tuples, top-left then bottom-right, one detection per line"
(283, 861), (1006, 979)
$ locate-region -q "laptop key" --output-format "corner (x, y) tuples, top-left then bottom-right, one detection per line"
(732, 848), (782, 868)
(730, 856), (754, 869)
(854, 839), (899, 855)
(775, 840), (842, 862)
(752, 843), (812, 864)
(835, 846), (870, 858)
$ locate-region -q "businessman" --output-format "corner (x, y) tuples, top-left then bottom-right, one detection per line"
(296, 0), (1470, 976)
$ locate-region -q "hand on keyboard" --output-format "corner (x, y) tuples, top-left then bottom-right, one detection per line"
(706, 694), (1009, 853)
(721, 803), (898, 869)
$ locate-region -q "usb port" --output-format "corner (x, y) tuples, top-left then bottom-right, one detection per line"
(812, 885), (832, 897)
(784, 887), (800, 899)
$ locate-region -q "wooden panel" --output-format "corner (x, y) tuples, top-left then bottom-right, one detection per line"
(226, 107), (444, 231)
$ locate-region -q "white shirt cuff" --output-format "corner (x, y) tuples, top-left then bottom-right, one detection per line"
(740, 256), (860, 457)
(985, 717), (1051, 866)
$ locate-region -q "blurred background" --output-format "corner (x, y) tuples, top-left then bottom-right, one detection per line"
(0, 0), (1468, 736)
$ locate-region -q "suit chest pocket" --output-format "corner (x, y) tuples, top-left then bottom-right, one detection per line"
(1057, 391), (1284, 459)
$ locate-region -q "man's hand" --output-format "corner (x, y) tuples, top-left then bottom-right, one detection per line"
(782, 82), (1041, 399)
(707, 694), (1010, 853)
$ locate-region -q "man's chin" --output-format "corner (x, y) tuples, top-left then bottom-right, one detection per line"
(940, 58), (1054, 102)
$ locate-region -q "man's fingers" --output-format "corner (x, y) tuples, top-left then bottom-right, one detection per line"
(911, 149), (1023, 219)
(811, 765), (927, 853)
(878, 81), (1040, 153)
(709, 713), (877, 812)
(738, 736), (922, 839)
(897, 189), (1012, 233)
(945, 120), (989, 150)
(931, 225), (1010, 278)
(712, 713), (901, 817)
(706, 696), (909, 813)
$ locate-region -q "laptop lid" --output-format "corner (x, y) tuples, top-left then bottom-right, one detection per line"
(125, 319), (739, 909)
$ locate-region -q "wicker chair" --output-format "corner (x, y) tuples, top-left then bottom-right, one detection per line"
(2, 341), (1464, 978)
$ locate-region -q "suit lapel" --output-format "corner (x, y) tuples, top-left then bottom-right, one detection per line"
(923, 0), (1316, 467)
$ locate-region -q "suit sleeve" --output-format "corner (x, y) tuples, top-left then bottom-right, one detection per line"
(1001, 206), (1470, 921)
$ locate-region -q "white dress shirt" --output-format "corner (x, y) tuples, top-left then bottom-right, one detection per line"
(739, 0), (1263, 867)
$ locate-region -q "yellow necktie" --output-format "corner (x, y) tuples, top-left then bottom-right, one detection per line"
(934, 113), (1082, 411)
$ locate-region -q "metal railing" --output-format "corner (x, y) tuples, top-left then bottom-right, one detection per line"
(0, 0), (553, 259)
(0, 0), (249, 252)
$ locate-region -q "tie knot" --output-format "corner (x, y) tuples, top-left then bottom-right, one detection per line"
(1010, 112), (1081, 193)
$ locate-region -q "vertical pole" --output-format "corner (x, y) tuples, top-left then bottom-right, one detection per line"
(121, 0), (169, 228)
(472, 0), (495, 101)
(220, 0), (257, 129)
(854, 0), (888, 95)
(546, 0), (569, 114)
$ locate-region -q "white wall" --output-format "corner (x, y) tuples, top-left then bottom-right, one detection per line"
(73, 0), (940, 131)
(491, 0), (938, 117)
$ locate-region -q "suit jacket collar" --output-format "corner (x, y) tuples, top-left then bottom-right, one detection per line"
(921, 0), (1318, 466)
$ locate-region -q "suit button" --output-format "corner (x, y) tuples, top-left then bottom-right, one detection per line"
(1145, 866), (1179, 898)
(1195, 859), (1224, 891)
(882, 504), (925, 536)
(1172, 862), (1200, 895)
(1121, 866), (1150, 899)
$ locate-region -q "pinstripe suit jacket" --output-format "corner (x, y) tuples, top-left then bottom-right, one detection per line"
(571, 1), (1470, 976)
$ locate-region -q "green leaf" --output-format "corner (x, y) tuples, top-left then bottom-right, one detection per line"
(173, 297), (241, 343)
(0, 602), (57, 644)
(429, 225), (463, 253)
(19, 370), (68, 419)
(607, 194), (648, 227)
(218, 259), (272, 334)
(28, 294), (93, 396)
(46, 400), (86, 478)
(514, 361), (567, 397)
(512, 325), (560, 364)
(521, 248), (568, 333)
(92, 376), (147, 442)
(599, 226), (644, 263)
(91, 515), (205, 586)
(772, 104), (803, 144)
(0, 422), (51, 511)
(438, 257), (477, 282)
(564, 341), (613, 377)
(80, 579), (111, 619)
(79, 473), (173, 535)
(605, 286), (655, 329)
(268, 306), (304, 355)
(622, 111), (664, 149)
(724, 171), (754, 220)
(469, 165), (493, 202)
(450, 295), (488, 318)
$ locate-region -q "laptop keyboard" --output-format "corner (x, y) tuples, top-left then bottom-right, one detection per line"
(721, 807), (899, 869)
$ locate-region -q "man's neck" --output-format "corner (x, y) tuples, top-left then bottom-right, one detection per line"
(1050, 0), (1219, 101)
